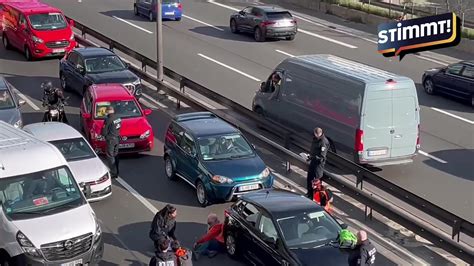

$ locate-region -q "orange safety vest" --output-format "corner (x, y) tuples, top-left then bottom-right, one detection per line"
(313, 190), (333, 214)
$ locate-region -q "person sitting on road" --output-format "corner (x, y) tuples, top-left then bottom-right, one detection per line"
(150, 204), (178, 251)
(149, 236), (177, 266)
(193, 213), (225, 260)
(171, 240), (193, 266)
(312, 179), (333, 214)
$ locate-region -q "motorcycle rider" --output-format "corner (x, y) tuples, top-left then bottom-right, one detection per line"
(41, 81), (68, 123)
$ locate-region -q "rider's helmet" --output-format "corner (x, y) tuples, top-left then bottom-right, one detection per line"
(41, 81), (54, 94)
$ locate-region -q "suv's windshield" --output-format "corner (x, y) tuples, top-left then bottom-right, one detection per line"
(0, 166), (85, 220)
(95, 100), (142, 119)
(198, 133), (254, 161)
(50, 138), (96, 161)
(84, 55), (126, 73)
(28, 13), (67, 31)
(0, 89), (15, 110)
(277, 210), (341, 248)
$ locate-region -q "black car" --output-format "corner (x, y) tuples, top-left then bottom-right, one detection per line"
(230, 5), (297, 42)
(59, 47), (142, 98)
(422, 60), (474, 106)
(223, 189), (349, 265)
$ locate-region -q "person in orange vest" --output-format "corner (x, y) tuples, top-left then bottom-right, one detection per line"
(312, 179), (334, 214)
(193, 213), (225, 261)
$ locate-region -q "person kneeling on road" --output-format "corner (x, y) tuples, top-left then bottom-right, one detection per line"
(150, 204), (178, 251)
(348, 230), (377, 266)
(312, 179), (333, 214)
(149, 236), (177, 266)
(171, 240), (193, 266)
(193, 213), (225, 260)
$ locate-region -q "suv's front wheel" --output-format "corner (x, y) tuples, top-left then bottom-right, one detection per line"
(164, 156), (177, 180)
(196, 180), (209, 207)
(225, 233), (240, 259)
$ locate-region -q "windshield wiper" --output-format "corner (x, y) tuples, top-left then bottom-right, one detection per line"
(11, 210), (43, 215)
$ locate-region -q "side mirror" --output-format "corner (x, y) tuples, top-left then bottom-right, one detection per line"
(18, 99), (26, 106)
(143, 109), (152, 116)
(251, 144), (256, 149)
(260, 82), (266, 91)
(77, 64), (85, 74)
(125, 62), (131, 68)
(239, 10), (245, 15)
(69, 19), (75, 27)
(82, 113), (91, 119)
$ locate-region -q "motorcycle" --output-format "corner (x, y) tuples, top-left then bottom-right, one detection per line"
(42, 97), (69, 123)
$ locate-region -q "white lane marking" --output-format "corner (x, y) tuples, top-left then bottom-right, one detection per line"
(272, 171), (428, 265)
(182, 15), (224, 31)
(275, 49), (295, 57)
(415, 55), (449, 66)
(113, 16), (153, 34)
(116, 177), (158, 213)
(139, 97), (157, 109)
(142, 93), (168, 108)
(418, 150), (448, 164)
(197, 53), (261, 82)
(298, 29), (357, 48)
(12, 89), (40, 111)
(430, 107), (474, 125)
(207, 0), (239, 11)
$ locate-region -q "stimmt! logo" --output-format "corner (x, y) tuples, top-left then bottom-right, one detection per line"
(377, 12), (461, 60)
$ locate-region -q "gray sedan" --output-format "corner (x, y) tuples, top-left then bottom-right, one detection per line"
(0, 76), (25, 128)
(230, 6), (297, 42)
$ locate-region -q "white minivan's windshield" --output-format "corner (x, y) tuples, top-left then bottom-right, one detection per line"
(198, 134), (255, 161)
(0, 166), (85, 220)
(28, 13), (67, 31)
(277, 210), (341, 248)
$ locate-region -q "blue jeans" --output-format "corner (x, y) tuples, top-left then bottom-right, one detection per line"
(195, 239), (224, 256)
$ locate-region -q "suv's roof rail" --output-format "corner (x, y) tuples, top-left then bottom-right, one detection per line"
(174, 112), (217, 122)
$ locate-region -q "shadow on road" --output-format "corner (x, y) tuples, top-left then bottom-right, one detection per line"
(423, 148), (474, 181)
(189, 26), (284, 43)
(415, 83), (473, 112)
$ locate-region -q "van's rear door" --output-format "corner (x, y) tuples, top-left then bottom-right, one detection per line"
(391, 87), (418, 158)
(362, 89), (392, 161)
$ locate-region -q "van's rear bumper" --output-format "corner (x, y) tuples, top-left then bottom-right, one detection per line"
(359, 153), (417, 167)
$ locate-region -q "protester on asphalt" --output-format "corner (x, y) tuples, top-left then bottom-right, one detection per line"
(193, 213), (225, 260)
(171, 240), (193, 266)
(101, 106), (121, 178)
(306, 127), (330, 199)
(149, 236), (177, 266)
(150, 204), (178, 251)
(348, 230), (377, 266)
(312, 179), (334, 213)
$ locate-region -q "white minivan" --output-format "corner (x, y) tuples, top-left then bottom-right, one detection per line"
(0, 121), (103, 265)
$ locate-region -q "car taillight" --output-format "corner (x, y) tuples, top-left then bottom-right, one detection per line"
(355, 129), (364, 153)
(292, 19), (297, 24)
(261, 21), (275, 27)
(416, 124), (420, 149)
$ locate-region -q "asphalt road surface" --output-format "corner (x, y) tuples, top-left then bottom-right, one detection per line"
(39, 0), (474, 222)
(1, 44), (468, 265)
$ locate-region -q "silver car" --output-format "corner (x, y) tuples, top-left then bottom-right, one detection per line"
(0, 76), (25, 128)
(23, 122), (112, 202)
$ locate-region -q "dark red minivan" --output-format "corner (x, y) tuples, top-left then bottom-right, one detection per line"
(1, 1), (76, 60)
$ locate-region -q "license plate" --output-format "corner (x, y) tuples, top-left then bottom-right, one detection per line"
(239, 184), (259, 192)
(165, 11), (175, 15)
(61, 259), (83, 266)
(368, 150), (387, 156)
(52, 48), (65, 53)
(119, 143), (135, 149)
(277, 22), (292, 27)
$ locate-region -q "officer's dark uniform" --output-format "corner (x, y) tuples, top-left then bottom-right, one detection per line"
(306, 134), (329, 199)
(348, 240), (377, 266)
(102, 112), (121, 178)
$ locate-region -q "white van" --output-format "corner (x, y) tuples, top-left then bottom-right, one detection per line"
(0, 121), (103, 265)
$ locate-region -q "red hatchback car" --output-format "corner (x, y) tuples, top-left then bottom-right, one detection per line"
(80, 84), (154, 154)
(1, 1), (76, 60)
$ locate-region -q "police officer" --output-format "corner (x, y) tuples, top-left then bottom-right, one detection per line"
(306, 127), (329, 199)
(101, 106), (121, 178)
(149, 236), (177, 266)
(348, 231), (377, 266)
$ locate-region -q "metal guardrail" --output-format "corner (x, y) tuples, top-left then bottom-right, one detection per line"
(359, 0), (474, 28)
(69, 18), (474, 262)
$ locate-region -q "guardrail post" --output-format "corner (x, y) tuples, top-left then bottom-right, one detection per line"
(141, 59), (147, 72)
(109, 41), (114, 51)
(284, 133), (291, 172)
(177, 79), (185, 109)
(452, 220), (462, 242)
(81, 29), (86, 39)
(364, 205), (373, 221)
(355, 170), (363, 189)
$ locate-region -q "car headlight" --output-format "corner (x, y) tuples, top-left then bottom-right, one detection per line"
(31, 35), (43, 44)
(87, 172), (110, 185)
(70, 32), (75, 40)
(211, 175), (233, 184)
(140, 130), (150, 139)
(13, 119), (22, 128)
(16, 231), (42, 258)
(260, 167), (270, 178)
(132, 79), (141, 86)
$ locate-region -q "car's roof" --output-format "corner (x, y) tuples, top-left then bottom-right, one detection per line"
(23, 122), (83, 142)
(90, 83), (135, 102)
(253, 5), (288, 13)
(6, 1), (61, 14)
(173, 112), (239, 137)
(241, 189), (323, 217)
(73, 47), (116, 58)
